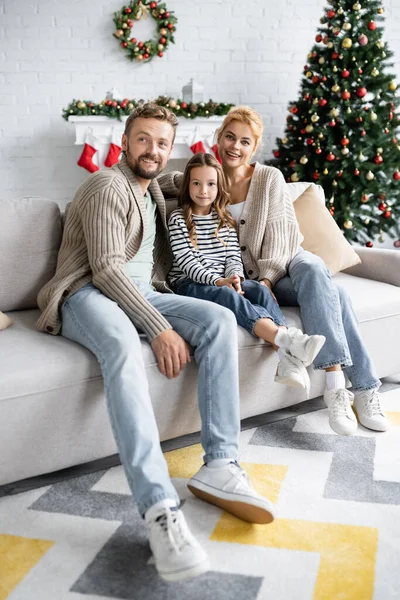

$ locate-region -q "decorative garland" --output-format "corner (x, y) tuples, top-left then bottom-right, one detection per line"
(113, 1), (177, 62)
(63, 96), (234, 121)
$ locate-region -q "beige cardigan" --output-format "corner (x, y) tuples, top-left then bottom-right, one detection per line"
(37, 155), (174, 341)
(158, 162), (303, 285)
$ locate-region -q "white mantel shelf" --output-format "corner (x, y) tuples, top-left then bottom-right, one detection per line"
(69, 115), (224, 165)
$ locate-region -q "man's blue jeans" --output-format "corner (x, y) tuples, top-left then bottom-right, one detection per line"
(176, 279), (286, 334)
(274, 249), (380, 391)
(61, 281), (241, 515)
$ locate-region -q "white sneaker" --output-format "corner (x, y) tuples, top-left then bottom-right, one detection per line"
(354, 389), (388, 432)
(187, 462), (275, 524)
(285, 327), (326, 367)
(145, 506), (209, 582)
(324, 388), (357, 436)
(275, 352), (311, 397)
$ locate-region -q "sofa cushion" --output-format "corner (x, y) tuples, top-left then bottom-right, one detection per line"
(0, 197), (62, 311)
(293, 185), (361, 275)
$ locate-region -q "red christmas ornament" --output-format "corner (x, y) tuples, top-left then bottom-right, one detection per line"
(315, 148), (322, 154)
(379, 203), (387, 211)
(327, 10), (335, 18)
(130, 37), (137, 43)
(374, 155), (383, 164)
(158, 51), (164, 57)
(315, 34), (323, 42)
(356, 87), (367, 98)
(341, 70), (350, 79)
(393, 138), (398, 144)
(127, 20), (133, 27)
(291, 106), (299, 114)
(358, 68), (363, 74)
(337, 170), (343, 177)
(329, 120), (336, 127)
(167, 23), (174, 30)
(341, 90), (351, 100)
(304, 93), (310, 100)
(361, 194), (368, 202)
(321, 76), (327, 82)
(313, 171), (320, 180)
(384, 128), (390, 134)
(112, 101), (117, 107)
(105, 100), (112, 106)
(332, 52), (339, 60)
(150, 1), (157, 7)
(356, 116), (363, 122)
(273, 150), (280, 158)
(366, 241), (374, 247)
(312, 75), (320, 84)
(300, 128), (306, 134)
(329, 208), (335, 216)
(164, 12), (170, 17)
(368, 21), (377, 31)
(389, 112), (394, 121)
(143, 53), (149, 59)
(125, 7), (132, 13)
(289, 160), (297, 168)
(306, 138), (314, 145)
(138, 41), (144, 48)
(358, 34), (368, 46)
(394, 240), (400, 248)
(383, 210), (391, 219)
(341, 137), (350, 146)
(121, 41), (128, 48)
(393, 170), (400, 181)
(326, 153), (336, 161)
(364, 106), (369, 111)
(181, 102), (187, 109)
(319, 98), (327, 106)
(354, 169), (360, 176)
(360, 130), (366, 136)
(160, 37), (167, 44)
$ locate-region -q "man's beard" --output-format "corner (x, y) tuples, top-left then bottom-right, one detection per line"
(126, 150), (163, 180)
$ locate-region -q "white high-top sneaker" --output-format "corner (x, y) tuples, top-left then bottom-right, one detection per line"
(145, 505), (209, 582)
(324, 388), (357, 435)
(354, 389), (388, 432)
(188, 462), (275, 524)
(275, 351), (311, 396)
(284, 327), (326, 367)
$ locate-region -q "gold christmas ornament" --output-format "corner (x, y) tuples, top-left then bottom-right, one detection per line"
(344, 220), (353, 229)
(115, 29), (124, 37)
(319, 57), (325, 64)
(376, 40), (384, 49)
(305, 124), (314, 132)
(378, 7), (384, 14)
(291, 173), (299, 182)
(333, 66), (338, 72)
(323, 168), (328, 175)
(332, 180), (338, 186)
(282, 137), (288, 144)
(332, 84), (341, 93)
(306, 71), (313, 78)
(388, 81), (397, 91)
(307, 52), (312, 59)
(371, 67), (379, 77)
(122, 23), (128, 28)
(159, 28), (167, 35)
(341, 147), (350, 155)
(311, 114), (320, 122)
(318, 133), (324, 139)
(328, 42), (334, 48)
(312, 98), (319, 105)
(329, 108), (339, 117)
(364, 218), (370, 224)
(300, 156), (309, 164)
(168, 99), (177, 108)
(333, 27), (341, 35)
(370, 111), (378, 121)
(338, 7), (343, 14)
(158, 44), (164, 51)
(346, 107), (352, 113)
(343, 23), (352, 31)
(359, 152), (366, 161)
(353, 2), (361, 10)
(377, 147), (383, 153)
(366, 171), (375, 180)
(77, 101), (86, 109)
(342, 38), (353, 49)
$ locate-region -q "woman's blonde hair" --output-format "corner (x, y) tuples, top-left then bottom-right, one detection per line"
(178, 152), (236, 248)
(216, 105), (264, 154)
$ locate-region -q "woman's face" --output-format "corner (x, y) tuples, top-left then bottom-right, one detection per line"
(218, 120), (257, 169)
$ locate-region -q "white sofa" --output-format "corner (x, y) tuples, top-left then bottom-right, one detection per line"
(1, 183), (400, 489)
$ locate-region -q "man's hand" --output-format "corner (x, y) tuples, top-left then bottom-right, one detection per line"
(151, 330), (191, 379)
(216, 274), (244, 294)
(260, 278), (278, 303)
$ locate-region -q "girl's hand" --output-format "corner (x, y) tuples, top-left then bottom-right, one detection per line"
(232, 273), (245, 295)
(216, 274), (244, 294)
(260, 278), (278, 303)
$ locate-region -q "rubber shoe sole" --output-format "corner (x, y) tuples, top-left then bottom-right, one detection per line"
(187, 484), (275, 525)
(301, 335), (326, 367)
(158, 557), (210, 582)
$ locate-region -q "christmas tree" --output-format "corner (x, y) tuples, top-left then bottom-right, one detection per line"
(272, 0), (400, 247)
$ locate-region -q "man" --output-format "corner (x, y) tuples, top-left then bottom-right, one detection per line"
(37, 103), (274, 582)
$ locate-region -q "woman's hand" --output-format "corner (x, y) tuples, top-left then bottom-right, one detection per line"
(260, 278), (278, 303)
(216, 275), (245, 294)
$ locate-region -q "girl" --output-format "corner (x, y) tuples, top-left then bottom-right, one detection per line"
(168, 152), (326, 394)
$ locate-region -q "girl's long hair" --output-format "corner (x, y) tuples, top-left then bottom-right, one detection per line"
(178, 152), (236, 248)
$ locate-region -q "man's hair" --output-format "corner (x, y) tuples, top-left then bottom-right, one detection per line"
(124, 102), (178, 142)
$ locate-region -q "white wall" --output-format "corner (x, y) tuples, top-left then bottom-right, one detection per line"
(1, 0), (400, 218)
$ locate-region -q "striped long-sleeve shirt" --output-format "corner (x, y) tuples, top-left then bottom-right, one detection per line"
(168, 208), (244, 287)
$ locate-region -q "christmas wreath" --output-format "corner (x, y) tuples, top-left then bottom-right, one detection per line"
(113, 0), (177, 62)
(63, 96), (234, 121)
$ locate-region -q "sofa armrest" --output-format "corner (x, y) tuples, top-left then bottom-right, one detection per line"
(343, 247), (400, 286)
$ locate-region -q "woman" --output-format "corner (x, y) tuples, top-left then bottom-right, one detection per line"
(158, 106), (387, 437)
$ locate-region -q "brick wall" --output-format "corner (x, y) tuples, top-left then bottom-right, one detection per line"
(1, 0), (400, 212)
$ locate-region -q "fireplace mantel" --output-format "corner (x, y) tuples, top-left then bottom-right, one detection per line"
(69, 115), (224, 167)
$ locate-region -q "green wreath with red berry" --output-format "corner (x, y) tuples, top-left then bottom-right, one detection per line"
(113, 0), (177, 62)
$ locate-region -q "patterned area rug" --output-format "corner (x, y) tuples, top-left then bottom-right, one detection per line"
(1, 385), (400, 600)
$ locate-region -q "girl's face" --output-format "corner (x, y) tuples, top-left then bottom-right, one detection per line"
(189, 166), (218, 215)
(218, 120), (257, 169)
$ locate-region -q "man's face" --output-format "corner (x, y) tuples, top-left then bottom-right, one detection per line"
(121, 117), (174, 180)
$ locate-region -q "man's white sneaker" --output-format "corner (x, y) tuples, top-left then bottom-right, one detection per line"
(324, 388), (357, 436)
(354, 389), (388, 432)
(145, 506), (209, 582)
(285, 327), (326, 367)
(275, 352), (311, 397)
(187, 462), (275, 524)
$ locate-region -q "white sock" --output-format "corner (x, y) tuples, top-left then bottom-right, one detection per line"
(206, 458), (232, 469)
(144, 498), (178, 521)
(326, 371), (346, 390)
(277, 348), (286, 360)
(274, 328), (290, 350)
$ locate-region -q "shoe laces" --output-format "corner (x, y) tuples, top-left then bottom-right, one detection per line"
(150, 509), (188, 555)
(331, 390), (353, 419)
(360, 389), (384, 416)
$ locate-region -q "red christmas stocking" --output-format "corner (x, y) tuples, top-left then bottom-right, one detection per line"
(77, 131), (100, 172)
(211, 143), (222, 164)
(104, 130), (122, 167)
(187, 128), (206, 154)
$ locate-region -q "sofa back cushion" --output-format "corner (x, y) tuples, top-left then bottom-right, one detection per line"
(0, 197), (62, 311)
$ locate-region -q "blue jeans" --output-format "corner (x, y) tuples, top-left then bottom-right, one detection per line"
(61, 281), (240, 515)
(273, 249), (380, 391)
(176, 278), (286, 334)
